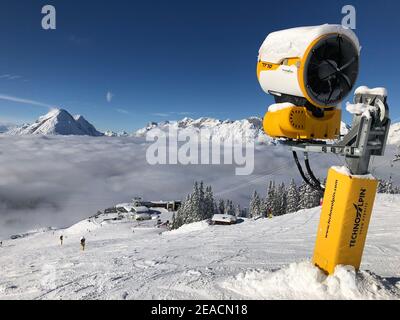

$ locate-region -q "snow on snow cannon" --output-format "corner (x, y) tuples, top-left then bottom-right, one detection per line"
(257, 25), (391, 275)
(257, 24), (360, 140)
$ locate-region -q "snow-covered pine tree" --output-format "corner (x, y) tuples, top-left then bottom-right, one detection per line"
(172, 181), (216, 229)
(204, 185), (215, 219)
(265, 181), (275, 217)
(172, 194), (190, 229)
(311, 187), (323, 207)
(190, 181), (202, 222)
(298, 181), (309, 210)
(199, 181), (205, 218)
(305, 183), (316, 209)
(213, 201), (219, 215)
(235, 204), (241, 217)
(272, 182), (281, 216)
(276, 182), (287, 216)
(250, 190), (263, 218)
(287, 179), (300, 213)
(218, 199), (225, 215)
(249, 191), (257, 218)
(225, 200), (235, 216)
(258, 196), (266, 218)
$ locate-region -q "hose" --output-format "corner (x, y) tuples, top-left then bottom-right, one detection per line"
(304, 152), (325, 192)
(292, 151), (320, 190)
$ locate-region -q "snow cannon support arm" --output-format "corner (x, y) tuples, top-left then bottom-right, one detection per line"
(312, 88), (390, 275)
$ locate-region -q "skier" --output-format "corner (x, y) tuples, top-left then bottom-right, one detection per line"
(60, 235), (64, 246)
(80, 236), (86, 251)
(0, 241), (2, 247)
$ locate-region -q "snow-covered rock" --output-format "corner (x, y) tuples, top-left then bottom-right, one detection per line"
(6, 109), (103, 136)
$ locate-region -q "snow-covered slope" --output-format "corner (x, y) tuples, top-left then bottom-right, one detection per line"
(73, 115), (103, 137)
(0, 194), (399, 300)
(6, 109), (103, 136)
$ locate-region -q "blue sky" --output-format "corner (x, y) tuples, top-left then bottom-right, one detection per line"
(0, 0), (399, 132)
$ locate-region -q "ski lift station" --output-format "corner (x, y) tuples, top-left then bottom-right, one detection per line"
(110, 198), (182, 222)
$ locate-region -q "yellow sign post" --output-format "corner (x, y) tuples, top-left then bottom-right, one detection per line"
(312, 167), (378, 274)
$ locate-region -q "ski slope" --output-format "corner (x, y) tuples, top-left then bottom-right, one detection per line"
(0, 194), (399, 300)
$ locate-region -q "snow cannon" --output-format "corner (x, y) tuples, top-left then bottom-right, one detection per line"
(257, 24), (360, 140)
(256, 25), (391, 276)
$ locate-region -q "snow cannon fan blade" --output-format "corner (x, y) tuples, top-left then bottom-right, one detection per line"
(257, 25), (360, 141)
(303, 34), (359, 107)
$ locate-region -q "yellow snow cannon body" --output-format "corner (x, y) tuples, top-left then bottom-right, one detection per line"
(312, 167), (378, 275)
(263, 103), (342, 140)
(257, 24), (360, 141)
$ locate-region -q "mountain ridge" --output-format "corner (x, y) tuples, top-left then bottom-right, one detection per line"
(5, 109), (103, 136)
(4, 109), (400, 146)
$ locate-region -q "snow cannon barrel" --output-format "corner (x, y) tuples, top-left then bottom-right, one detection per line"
(257, 24), (360, 140)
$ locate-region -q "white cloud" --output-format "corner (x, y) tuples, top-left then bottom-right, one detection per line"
(116, 108), (129, 114)
(0, 135), (397, 238)
(106, 91), (114, 103)
(150, 111), (195, 118)
(0, 93), (53, 108)
(151, 113), (169, 117)
(176, 112), (194, 116)
(0, 74), (22, 80)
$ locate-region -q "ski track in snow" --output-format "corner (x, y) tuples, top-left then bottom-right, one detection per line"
(0, 194), (399, 300)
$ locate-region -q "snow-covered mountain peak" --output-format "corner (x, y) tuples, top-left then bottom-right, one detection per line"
(134, 116), (273, 144)
(5, 108), (103, 136)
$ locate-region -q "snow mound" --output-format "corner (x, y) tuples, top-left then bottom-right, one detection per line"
(6, 109), (103, 136)
(331, 166), (375, 179)
(165, 221), (209, 236)
(222, 261), (400, 300)
(64, 219), (100, 235)
(268, 103), (295, 113)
